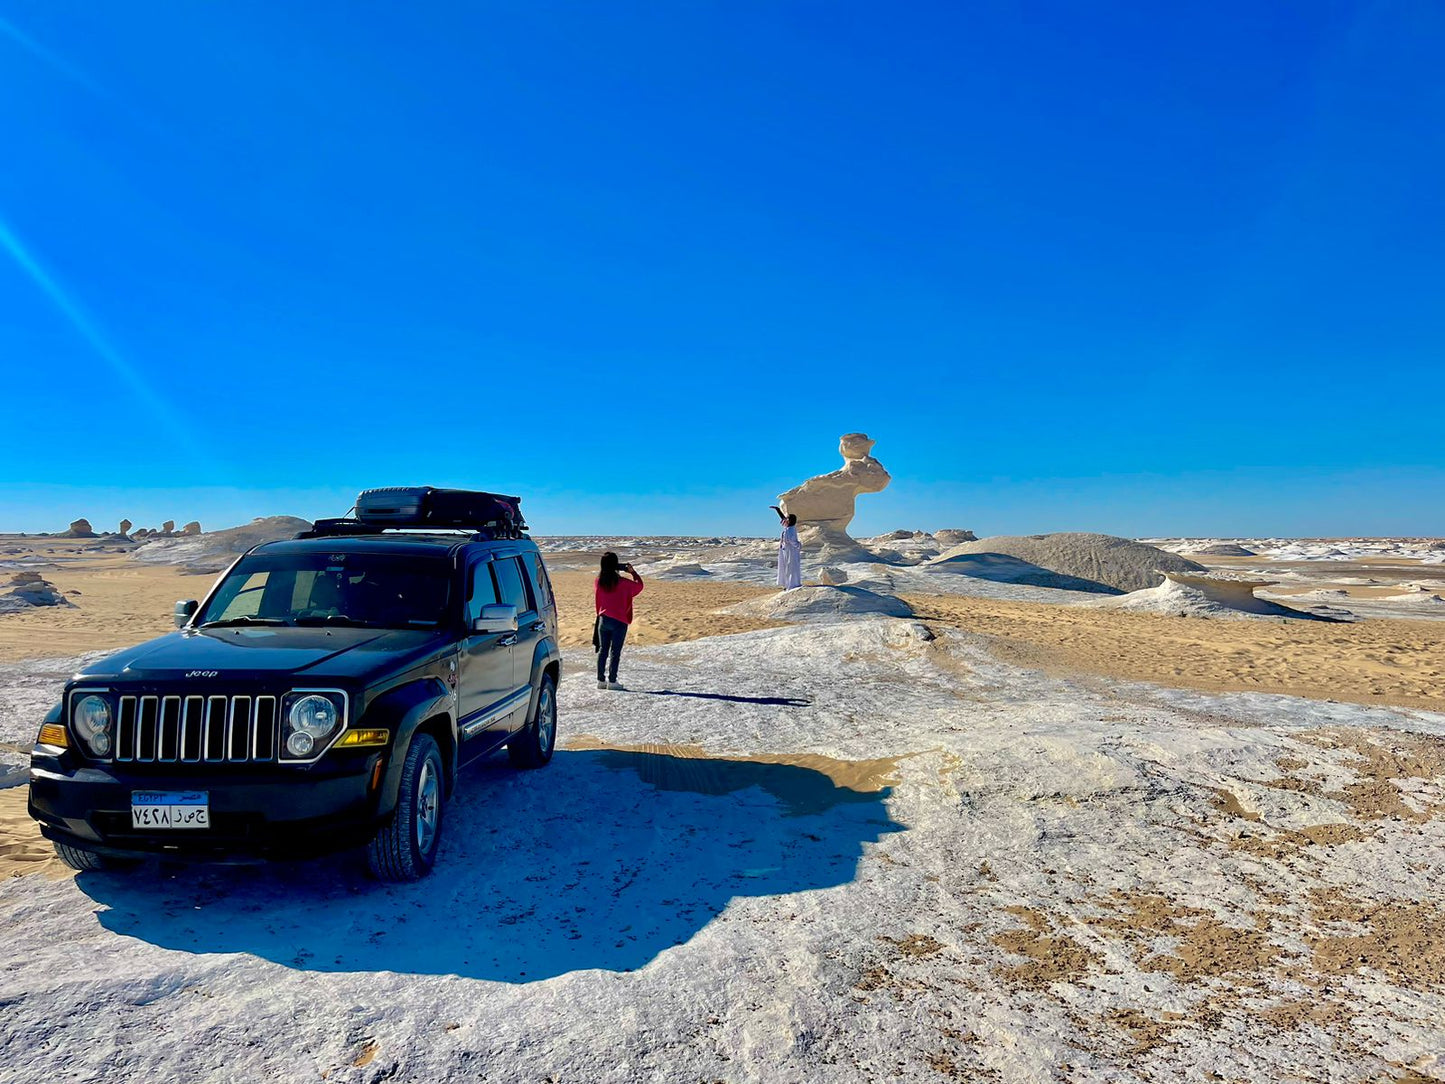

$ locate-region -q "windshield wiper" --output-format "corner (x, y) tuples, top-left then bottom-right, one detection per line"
(292, 614), (390, 628)
(200, 616), (290, 629)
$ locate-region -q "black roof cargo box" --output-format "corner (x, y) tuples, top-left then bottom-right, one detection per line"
(301, 486), (527, 540)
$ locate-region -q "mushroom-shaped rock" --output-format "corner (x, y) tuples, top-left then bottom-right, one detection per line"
(181, 521), (202, 535)
(161, 520), (175, 535)
(66, 518), (95, 538)
(778, 433), (891, 560)
(118, 519), (133, 538)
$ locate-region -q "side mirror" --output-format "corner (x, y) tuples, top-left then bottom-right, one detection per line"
(471, 603), (518, 634)
(174, 599), (199, 628)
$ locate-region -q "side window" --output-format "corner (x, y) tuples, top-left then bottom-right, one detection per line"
(467, 560), (499, 622)
(522, 552), (553, 611)
(492, 557), (531, 613)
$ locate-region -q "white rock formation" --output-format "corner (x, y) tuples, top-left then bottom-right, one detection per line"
(928, 533), (1206, 594)
(724, 584), (914, 621)
(0, 573), (74, 613)
(130, 516), (311, 573)
(1085, 571), (1326, 621)
(778, 433), (891, 561)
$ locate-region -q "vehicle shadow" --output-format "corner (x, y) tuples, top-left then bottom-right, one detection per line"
(641, 690), (811, 707)
(75, 748), (902, 983)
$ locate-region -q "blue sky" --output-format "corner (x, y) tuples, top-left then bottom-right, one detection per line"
(2, 2), (1441, 538)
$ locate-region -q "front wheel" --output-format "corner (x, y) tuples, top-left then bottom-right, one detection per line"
(367, 733), (444, 882)
(54, 840), (140, 873)
(508, 673), (556, 769)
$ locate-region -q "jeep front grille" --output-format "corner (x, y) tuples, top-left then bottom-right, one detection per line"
(114, 694), (278, 764)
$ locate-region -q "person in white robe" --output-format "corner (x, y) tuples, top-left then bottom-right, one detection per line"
(770, 505), (803, 590)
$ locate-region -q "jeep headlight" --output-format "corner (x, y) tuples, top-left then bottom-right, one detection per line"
(72, 694), (113, 757)
(282, 692), (342, 759)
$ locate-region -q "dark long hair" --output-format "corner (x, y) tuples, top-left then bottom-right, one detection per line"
(599, 551), (621, 590)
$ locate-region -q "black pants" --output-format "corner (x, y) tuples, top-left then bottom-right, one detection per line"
(597, 615), (628, 682)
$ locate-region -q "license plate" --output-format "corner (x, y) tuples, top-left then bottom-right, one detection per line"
(131, 791), (210, 830)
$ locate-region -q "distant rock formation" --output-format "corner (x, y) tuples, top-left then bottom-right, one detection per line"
(778, 433), (891, 560)
(118, 519), (133, 539)
(66, 518), (95, 538)
(0, 572), (74, 613)
(181, 521), (202, 535)
(934, 529), (977, 547)
(130, 516), (312, 573)
(1088, 571), (1334, 621)
(1191, 542), (1257, 557)
(133, 528), (150, 539)
(928, 533), (1207, 594)
(161, 520), (175, 535)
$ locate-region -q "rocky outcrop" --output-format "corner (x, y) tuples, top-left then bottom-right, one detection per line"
(181, 521), (202, 535)
(66, 519), (95, 538)
(933, 529), (977, 547)
(0, 573), (74, 613)
(130, 516), (312, 573)
(1191, 542), (1257, 557)
(1086, 571), (1330, 621)
(118, 519), (133, 538)
(816, 567), (848, 585)
(778, 433), (891, 561)
(928, 533), (1206, 594)
(724, 585), (913, 622)
(161, 520), (175, 535)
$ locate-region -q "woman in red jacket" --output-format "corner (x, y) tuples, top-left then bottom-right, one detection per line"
(595, 551), (644, 690)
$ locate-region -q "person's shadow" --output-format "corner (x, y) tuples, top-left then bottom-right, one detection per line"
(75, 748), (902, 983)
(642, 690), (811, 707)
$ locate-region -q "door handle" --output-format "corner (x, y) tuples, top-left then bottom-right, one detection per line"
(531, 621), (546, 633)
(498, 634), (517, 647)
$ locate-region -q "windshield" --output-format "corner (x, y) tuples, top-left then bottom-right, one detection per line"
(197, 552), (452, 630)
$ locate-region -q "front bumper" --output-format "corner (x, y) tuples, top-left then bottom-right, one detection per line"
(28, 749), (385, 862)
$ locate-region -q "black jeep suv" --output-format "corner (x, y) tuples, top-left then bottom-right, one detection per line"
(27, 487), (561, 881)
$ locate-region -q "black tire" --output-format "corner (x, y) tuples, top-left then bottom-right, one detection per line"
(54, 841), (139, 872)
(367, 733), (445, 882)
(508, 673), (557, 769)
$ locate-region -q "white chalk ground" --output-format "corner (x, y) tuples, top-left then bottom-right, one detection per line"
(2, 617), (1444, 1083)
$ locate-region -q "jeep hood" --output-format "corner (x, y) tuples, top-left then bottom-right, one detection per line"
(73, 627), (450, 684)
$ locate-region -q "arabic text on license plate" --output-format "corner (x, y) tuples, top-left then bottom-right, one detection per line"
(131, 791), (209, 829)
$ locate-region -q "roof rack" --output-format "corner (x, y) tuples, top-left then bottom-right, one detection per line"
(296, 487), (528, 541)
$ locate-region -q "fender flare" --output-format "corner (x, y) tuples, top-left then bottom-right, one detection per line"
(363, 677), (456, 814)
(523, 638), (563, 721)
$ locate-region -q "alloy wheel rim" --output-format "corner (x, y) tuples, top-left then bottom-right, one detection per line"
(538, 687), (555, 755)
(415, 758), (439, 854)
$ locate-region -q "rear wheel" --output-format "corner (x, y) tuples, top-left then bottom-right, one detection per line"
(367, 733), (444, 882)
(54, 841), (139, 872)
(508, 674), (556, 769)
